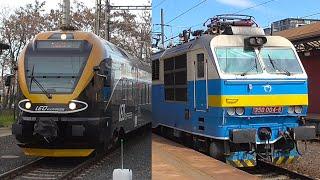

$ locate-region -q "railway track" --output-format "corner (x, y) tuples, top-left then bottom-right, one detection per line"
(244, 160), (313, 180)
(0, 155), (97, 180)
(0, 126), (151, 180)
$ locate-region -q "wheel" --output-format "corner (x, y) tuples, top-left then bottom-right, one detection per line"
(209, 141), (225, 160)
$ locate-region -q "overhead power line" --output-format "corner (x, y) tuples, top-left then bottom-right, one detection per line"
(153, 0), (167, 9)
(261, 11), (320, 29)
(167, 0), (207, 24)
(301, 12), (320, 19)
(232, 0), (278, 14)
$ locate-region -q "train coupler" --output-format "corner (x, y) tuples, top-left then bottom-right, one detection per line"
(226, 151), (256, 167)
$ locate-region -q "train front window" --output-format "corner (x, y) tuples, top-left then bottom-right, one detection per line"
(25, 54), (87, 93)
(260, 48), (303, 75)
(215, 47), (262, 75)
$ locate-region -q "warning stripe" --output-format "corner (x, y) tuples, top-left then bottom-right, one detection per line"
(227, 160), (256, 167)
(273, 156), (298, 165)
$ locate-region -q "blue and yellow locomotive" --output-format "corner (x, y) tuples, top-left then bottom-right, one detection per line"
(152, 15), (315, 167)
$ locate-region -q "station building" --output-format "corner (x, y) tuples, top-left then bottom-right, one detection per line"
(275, 22), (320, 116)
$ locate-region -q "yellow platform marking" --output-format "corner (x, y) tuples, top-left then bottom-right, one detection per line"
(208, 94), (308, 107)
(22, 148), (94, 157)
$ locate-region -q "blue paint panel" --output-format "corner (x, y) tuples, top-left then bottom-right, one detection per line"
(205, 79), (308, 95)
(152, 76), (307, 143)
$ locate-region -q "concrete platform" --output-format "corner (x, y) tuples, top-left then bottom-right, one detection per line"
(0, 128), (11, 137)
(152, 134), (258, 180)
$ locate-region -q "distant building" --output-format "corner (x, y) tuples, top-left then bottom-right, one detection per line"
(264, 18), (320, 35)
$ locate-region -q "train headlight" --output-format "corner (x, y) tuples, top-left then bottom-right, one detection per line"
(226, 107), (236, 116)
(25, 102), (31, 109)
(61, 33), (67, 40)
(69, 102), (76, 110)
(287, 106), (294, 114)
(245, 36), (267, 47)
(235, 107), (245, 116)
(294, 106), (303, 114)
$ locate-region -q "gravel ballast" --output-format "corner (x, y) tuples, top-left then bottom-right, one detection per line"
(281, 141), (320, 179)
(0, 135), (38, 174)
(77, 129), (151, 180)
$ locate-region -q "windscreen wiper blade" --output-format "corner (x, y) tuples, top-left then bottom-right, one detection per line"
(29, 65), (52, 99)
(241, 58), (258, 76)
(268, 54), (291, 76)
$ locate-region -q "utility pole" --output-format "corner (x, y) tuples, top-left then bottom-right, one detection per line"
(61, 0), (71, 28)
(105, 0), (110, 41)
(95, 0), (102, 35)
(160, 8), (165, 49)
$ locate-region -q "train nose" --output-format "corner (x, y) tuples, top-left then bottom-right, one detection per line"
(258, 127), (272, 141)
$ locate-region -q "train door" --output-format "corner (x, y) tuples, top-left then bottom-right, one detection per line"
(194, 53), (207, 111)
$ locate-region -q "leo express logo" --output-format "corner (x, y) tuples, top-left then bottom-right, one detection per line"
(35, 106), (65, 111)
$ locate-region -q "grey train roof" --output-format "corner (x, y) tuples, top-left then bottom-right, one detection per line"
(152, 34), (215, 61)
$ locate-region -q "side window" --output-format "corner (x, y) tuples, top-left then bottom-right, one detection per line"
(152, 59), (160, 80)
(197, 53), (204, 78)
(164, 54), (187, 102)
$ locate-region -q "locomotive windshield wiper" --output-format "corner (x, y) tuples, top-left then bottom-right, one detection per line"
(241, 58), (258, 76)
(267, 54), (291, 76)
(29, 65), (52, 99)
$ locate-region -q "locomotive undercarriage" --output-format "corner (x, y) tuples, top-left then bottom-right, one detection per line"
(12, 115), (114, 156)
(155, 124), (315, 167)
(223, 126), (315, 167)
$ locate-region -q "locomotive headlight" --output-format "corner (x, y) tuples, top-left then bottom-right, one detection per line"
(69, 102), (76, 110)
(25, 102), (31, 109)
(235, 107), (245, 115)
(294, 106), (303, 114)
(226, 107), (236, 116)
(287, 106), (294, 114)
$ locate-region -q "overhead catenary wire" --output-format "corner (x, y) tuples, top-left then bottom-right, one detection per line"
(232, 0), (278, 14)
(185, 0), (279, 30)
(154, 0), (278, 47)
(166, 0), (207, 24)
(152, 0), (207, 34)
(262, 11), (320, 29)
(153, 0), (167, 9)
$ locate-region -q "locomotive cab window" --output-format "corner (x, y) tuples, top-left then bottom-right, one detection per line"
(25, 40), (92, 94)
(215, 47), (262, 75)
(164, 54), (187, 102)
(197, 53), (204, 78)
(260, 48), (303, 74)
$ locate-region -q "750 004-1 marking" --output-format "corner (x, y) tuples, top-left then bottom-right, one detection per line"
(252, 106), (283, 114)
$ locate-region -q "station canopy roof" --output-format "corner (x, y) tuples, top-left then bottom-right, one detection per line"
(274, 22), (320, 52)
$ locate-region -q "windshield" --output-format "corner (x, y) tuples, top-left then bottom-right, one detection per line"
(25, 41), (91, 94)
(26, 56), (87, 93)
(215, 47), (262, 75)
(260, 48), (303, 74)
